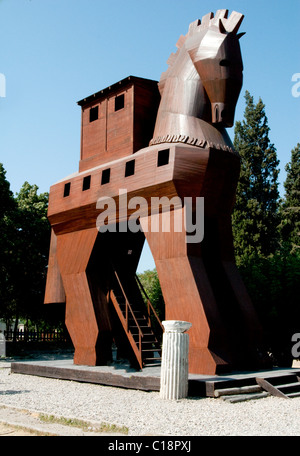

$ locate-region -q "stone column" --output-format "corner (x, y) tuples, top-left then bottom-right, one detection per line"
(0, 331), (6, 358)
(160, 320), (192, 400)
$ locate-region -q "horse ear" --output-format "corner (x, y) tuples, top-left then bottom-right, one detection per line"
(219, 19), (227, 34)
(237, 32), (246, 39)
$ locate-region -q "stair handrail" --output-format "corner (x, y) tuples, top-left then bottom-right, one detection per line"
(112, 269), (143, 352)
(135, 274), (163, 332)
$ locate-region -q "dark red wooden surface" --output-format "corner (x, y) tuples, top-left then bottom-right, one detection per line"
(44, 11), (266, 374)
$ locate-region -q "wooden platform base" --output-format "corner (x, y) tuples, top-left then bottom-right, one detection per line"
(10, 359), (300, 399)
(11, 359), (161, 392)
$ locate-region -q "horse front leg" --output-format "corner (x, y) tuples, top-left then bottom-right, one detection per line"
(140, 208), (232, 375)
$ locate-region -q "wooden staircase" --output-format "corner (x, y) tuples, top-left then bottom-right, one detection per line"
(256, 373), (300, 399)
(109, 269), (163, 370)
(203, 370), (300, 402)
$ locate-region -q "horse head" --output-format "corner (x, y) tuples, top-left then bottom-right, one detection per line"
(186, 10), (245, 127)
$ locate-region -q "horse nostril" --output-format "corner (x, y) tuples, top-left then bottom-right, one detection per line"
(212, 102), (226, 123)
(215, 105), (219, 120)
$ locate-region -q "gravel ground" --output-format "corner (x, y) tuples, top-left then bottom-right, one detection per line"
(0, 366), (300, 436)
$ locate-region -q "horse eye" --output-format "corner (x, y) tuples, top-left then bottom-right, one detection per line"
(220, 59), (230, 67)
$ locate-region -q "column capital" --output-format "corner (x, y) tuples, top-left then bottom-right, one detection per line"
(162, 320), (192, 333)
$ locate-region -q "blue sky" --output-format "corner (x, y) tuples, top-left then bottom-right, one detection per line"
(0, 0), (299, 271)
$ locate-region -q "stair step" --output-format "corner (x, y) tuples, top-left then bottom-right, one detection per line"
(141, 340), (160, 345)
(131, 330), (153, 335)
(111, 277), (163, 371)
(142, 349), (162, 353)
(263, 374), (298, 386)
(286, 391), (300, 398)
(276, 382), (300, 389)
(142, 339), (162, 350)
(128, 319), (148, 324)
(142, 345), (161, 350)
(214, 385), (262, 398)
(143, 362), (161, 367)
(143, 357), (162, 361)
(221, 392), (270, 403)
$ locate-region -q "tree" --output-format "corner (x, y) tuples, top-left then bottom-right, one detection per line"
(232, 91), (280, 263)
(230, 93), (300, 366)
(238, 249), (300, 366)
(0, 172), (66, 334)
(0, 163), (18, 327)
(279, 143), (300, 253)
(138, 268), (165, 337)
(11, 182), (50, 331)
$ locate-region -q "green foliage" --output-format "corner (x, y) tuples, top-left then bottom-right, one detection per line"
(137, 268), (165, 338)
(232, 91), (280, 262)
(39, 414), (129, 434)
(0, 164), (18, 325)
(137, 269), (164, 320)
(0, 163), (15, 219)
(0, 167), (54, 330)
(232, 96), (299, 364)
(279, 143), (300, 253)
(12, 182), (51, 327)
(238, 249), (300, 365)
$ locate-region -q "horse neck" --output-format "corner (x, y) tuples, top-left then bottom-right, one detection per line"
(158, 50), (209, 120)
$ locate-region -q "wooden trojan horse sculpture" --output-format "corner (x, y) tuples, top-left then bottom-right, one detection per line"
(44, 10), (265, 375)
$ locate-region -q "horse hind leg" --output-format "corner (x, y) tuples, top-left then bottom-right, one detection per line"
(55, 228), (112, 366)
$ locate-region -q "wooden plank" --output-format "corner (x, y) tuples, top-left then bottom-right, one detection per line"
(214, 384), (262, 397)
(256, 378), (289, 399)
(11, 362), (160, 392)
(287, 391), (300, 398)
(221, 392), (269, 403)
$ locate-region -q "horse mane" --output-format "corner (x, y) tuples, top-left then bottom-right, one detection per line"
(159, 10), (244, 94)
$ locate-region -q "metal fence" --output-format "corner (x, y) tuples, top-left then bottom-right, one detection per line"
(4, 329), (68, 342)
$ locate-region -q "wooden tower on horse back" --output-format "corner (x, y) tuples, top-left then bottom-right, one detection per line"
(44, 10), (266, 375)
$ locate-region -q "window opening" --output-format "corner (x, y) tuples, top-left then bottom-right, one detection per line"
(125, 160), (135, 177)
(115, 94), (125, 111)
(101, 168), (111, 185)
(157, 149), (170, 167)
(63, 182), (71, 197)
(89, 106), (99, 122)
(82, 175), (91, 191)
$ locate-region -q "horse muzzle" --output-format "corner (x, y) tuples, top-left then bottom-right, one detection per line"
(211, 102), (234, 127)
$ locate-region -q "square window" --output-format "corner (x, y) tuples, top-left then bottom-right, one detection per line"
(125, 160), (135, 177)
(89, 106), (98, 122)
(82, 175), (91, 191)
(101, 168), (110, 185)
(63, 182), (71, 197)
(115, 94), (125, 111)
(157, 149), (170, 167)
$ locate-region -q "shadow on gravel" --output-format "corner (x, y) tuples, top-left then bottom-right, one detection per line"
(0, 390), (31, 395)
